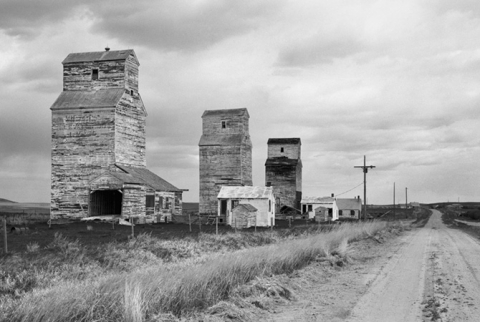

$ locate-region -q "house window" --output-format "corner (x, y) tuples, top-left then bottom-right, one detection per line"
(339, 210), (343, 217)
(220, 200), (227, 215)
(308, 205), (312, 212)
(231, 200), (239, 209)
(280, 147), (284, 153)
(351, 210), (355, 217)
(221, 121), (227, 129)
(146, 195), (154, 208)
(92, 69), (99, 80)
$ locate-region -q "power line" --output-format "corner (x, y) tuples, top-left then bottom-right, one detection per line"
(336, 182), (364, 197)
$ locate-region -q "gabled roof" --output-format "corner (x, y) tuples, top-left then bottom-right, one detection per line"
(218, 186), (273, 199)
(233, 204), (258, 212)
(202, 108), (249, 118)
(336, 198), (362, 210)
(62, 49), (137, 64)
(50, 89), (124, 110)
(116, 165), (183, 192)
(301, 196), (335, 204)
(267, 138), (301, 145)
(199, 134), (246, 146)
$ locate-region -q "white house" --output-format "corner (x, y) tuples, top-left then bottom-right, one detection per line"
(336, 197), (362, 219)
(301, 196), (339, 221)
(217, 186), (276, 227)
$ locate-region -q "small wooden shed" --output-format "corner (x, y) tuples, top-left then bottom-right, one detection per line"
(231, 204), (258, 229)
(217, 186), (276, 227)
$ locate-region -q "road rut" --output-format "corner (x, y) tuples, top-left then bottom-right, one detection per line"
(348, 210), (480, 322)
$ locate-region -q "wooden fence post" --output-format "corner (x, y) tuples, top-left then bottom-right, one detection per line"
(3, 217), (7, 254)
(216, 216), (218, 235)
(130, 214), (134, 238)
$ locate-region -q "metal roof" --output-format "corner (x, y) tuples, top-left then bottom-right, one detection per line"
(336, 198), (362, 210)
(89, 166), (184, 192)
(202, 108), (249, 118)
(267, 138), (301, 145)
(199, 134), (246, 146)
(50, 89), (124, 110)
(62, 49), (137, 64)
(218, 186), (274, 199)
(117, 165), (183, 192)
(301, 196), (335, 204)
(233, 204), (258, 212)
(265, 157), (299, 166)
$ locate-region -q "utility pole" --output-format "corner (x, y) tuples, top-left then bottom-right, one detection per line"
(354, 155), (376, 220)
(405, 187), (408, 210)
(393, 182), (396, 221)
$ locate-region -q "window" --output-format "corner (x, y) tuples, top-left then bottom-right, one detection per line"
(146, 195), (154, 208)
(280, 147), (284, 153)
(92, 69), (99, 80)
(339, 210), (343, 217)
(302, 205), (307, 213)
(308, 204), (312, 212)
(231, 200), (239, 209)
(351, 210), (355, 217)
(221, 121), (227, 129)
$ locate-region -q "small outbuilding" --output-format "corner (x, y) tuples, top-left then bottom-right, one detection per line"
(336, 197), (362, 220)
(301, 196), (339, 221)
(231, 204), (258, 229)
(217, 186), (276, 227)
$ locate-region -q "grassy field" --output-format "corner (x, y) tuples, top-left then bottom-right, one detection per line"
(0, 220), (392, 321)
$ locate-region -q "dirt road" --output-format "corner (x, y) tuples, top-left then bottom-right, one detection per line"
(348, 209), (480, 322)
(265, 210), (480, 322)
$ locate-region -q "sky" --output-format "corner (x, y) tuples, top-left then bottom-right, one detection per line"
(1, 0), (480, 204)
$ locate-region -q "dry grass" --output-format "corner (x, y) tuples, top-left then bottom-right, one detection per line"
(3, 221), (388, 321)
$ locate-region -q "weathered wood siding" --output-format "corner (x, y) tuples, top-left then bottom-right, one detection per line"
(122, 184), (146, 218)
(199, 144), (252, 214)
(231, 209), (257, 229)
(115, 95), (146, 167)
(199, 109), (252, 214)
(51, 109), (116, 219)
(265, 141), (302, 211)
(63, 54), (138, 92)
(267, 143), (301, 159)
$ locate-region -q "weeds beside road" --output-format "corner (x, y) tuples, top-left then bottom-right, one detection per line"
(1, 221), (393, 321)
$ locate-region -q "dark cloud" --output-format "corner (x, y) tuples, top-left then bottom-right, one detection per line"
(0, 0), (93, 37)
(89, 0), (281, 52)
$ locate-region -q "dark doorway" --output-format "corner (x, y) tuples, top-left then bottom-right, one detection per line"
(90, 190), (122, 216)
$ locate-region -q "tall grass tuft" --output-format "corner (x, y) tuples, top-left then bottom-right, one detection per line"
(7, 221), (387, 321)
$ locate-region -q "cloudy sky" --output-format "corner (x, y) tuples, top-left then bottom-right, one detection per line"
(1, 0), (479, 204)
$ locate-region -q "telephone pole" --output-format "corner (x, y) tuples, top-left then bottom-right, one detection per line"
(393, 182), (396, 221)
(354, 155), (376, 220)
(405, 187), (408, 209)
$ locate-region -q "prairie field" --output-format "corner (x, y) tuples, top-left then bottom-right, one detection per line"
(0, 219), (399, 322)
